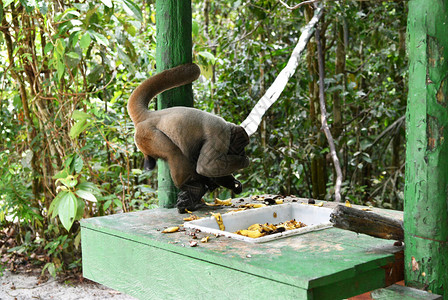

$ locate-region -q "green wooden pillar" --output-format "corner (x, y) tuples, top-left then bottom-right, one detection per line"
(405, 0), (448, 296)
(155, 0), (193, 208)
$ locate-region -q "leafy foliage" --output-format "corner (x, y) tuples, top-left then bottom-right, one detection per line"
(0, 0), (407, 276)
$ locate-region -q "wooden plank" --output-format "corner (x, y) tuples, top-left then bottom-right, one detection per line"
(313, 268), (385, 300)
(371, 284), (443, 300)
(81, 199), (403, 299)
(82, 227), (309, 299)
(330, 205), (404, 241)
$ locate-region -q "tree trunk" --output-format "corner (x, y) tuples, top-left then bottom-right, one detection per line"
(332, 22), (345, 138)
(305, 6), (326, 200)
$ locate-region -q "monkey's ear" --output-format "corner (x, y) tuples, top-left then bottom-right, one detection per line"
(144, 155), (156, 171)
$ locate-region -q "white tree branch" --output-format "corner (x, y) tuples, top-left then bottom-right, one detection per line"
(241, 7), (323, 136)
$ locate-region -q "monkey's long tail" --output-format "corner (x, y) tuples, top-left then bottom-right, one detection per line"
(127, 63), (201, 125)
(240, 7), (323, 136)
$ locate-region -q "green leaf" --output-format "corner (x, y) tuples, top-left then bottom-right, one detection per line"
(79, 32), (91, 49)
(121, 0), (142, 22)
(55, 39), (65, 56)
(73, 155), (84, 174)
(124, 23), (137, 36)
(74, 232), (82, 250)
(75, 198), (85, 221)
(89, 30), (109, 47)
(66, 52), (79, 59)
(103, 199), (112, 211)
(77, 181), (99, 193)
(72, 110), (90, 121)
(49, 191), (67, 218)
(75, 189), (97, 202)
(57, 60), (65, 80)
(42, 262), (56, 278)
(198, 51), (216, 63)
(132, 168), (142, 175)
(58, 191), (78, 231)
(64, 155), (74, 169)
(56, 175), (78, 189)
(192, 20), (199, 36)
(44, 43), (53, 54)
(69, 119), (91, 139)
(53, 168), (69, 179)
(3, 0), (14, 8)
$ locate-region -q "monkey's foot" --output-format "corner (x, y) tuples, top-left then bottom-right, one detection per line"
(176, 201), (204, 214)
(176, 190), (205, 214)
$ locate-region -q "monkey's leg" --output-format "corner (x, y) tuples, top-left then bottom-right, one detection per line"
(165, 151), (208, 213)
(176, 180), (208, 214)
(136, 127), (205, 212)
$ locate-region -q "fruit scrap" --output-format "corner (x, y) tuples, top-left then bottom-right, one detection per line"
(205, 198), (232, 206)
(235, 229), (263, 238)
(189, 240), (198, 247)
(201, 236), (210, 243)
(234, 220), (307, 239)
(239, 203), (266, 209)
(162, 226), (179, 233)
(214, 198), (232, 206)
(183, 214), (202, 221)
(279, 220), (307, 231)
(211, 212), (225, 231)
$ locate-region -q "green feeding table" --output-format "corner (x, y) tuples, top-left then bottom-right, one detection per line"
(81, 197), (403, 299)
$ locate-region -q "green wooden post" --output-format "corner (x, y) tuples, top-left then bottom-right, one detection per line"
(155, 0), (193, 208)
(405, 0), (448, 296)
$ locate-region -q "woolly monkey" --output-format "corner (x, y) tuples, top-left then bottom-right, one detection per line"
(127, 63), (249, 213)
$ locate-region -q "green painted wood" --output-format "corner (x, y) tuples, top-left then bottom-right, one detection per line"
(371, 284), (443, 300)
(155, 0), (193, 208)
(81, 200), (404, 299)
(82, 227), (310, 300)
(405, 0), (448, 296)
(313, 268), (385, 300)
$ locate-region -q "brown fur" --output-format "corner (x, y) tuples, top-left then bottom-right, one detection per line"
(127, 63), (249, 212)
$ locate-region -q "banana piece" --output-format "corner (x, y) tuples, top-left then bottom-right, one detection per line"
(214, 198), (232, 206)
(236, 230), (264, 238)
(162, 226), (179, 233)
(211, 213), (225, 231)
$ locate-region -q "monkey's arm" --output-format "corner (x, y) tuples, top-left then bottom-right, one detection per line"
(195, 124), (249, 177)
(196, 153), (249, 178)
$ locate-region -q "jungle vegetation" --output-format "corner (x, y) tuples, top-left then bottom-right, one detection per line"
(0, 0), (407, 276)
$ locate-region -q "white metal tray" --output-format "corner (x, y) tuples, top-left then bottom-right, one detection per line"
(184, 202), (332, 243)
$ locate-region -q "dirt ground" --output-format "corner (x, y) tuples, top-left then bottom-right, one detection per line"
(0, 270), (137, 300)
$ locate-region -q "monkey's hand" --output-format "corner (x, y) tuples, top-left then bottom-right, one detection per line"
(233, 180), (243, 194)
